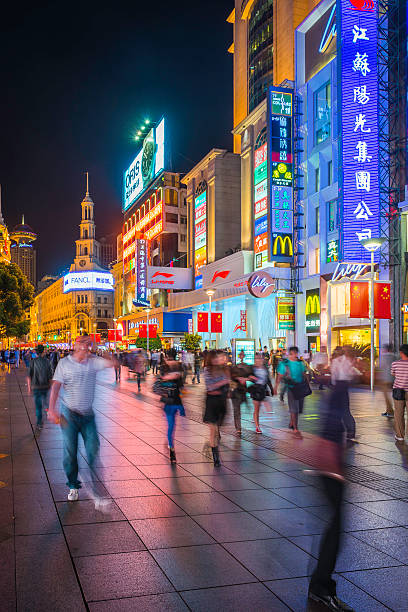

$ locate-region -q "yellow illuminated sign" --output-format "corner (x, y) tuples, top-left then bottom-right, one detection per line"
(272, 235), (293, 257)
(305, 294), (320, 315)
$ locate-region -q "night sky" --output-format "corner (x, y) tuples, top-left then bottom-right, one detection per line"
(0, 0), (233, 278)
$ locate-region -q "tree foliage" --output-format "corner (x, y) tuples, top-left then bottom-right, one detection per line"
(181, 333), (202, 352)
(135, 336), (162, 350)
(0, 262), (34, 339)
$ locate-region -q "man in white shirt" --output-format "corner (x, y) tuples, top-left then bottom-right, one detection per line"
(48, 335), (113, 506)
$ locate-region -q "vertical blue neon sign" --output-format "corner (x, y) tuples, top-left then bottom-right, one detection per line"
(339, 0), (379, 262)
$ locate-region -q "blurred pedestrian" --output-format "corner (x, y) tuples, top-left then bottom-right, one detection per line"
(159, 353), (185, 463)
(230, 350), (251, 434)
(378, 344), (396, 417)
(262, 345), (270, 367)
(14, 348), (20, 369)
(192, 350), (202, 384)
(330, 346), (358, 443)
(391, 344), (408, 442)
(308, 395), (354, 611)
(113, 352), (121, 382)
(275, 346), (308, 438)
(249, 352), (274, 434)
(48, 335), (113, 506)
(27, 344), (53, 430)
(203, 350), (230, 466)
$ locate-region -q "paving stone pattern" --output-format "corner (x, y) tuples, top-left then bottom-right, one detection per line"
(1, 366), (408, 610)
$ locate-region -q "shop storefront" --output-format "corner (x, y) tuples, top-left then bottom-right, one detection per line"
(119, 308), (192, 349)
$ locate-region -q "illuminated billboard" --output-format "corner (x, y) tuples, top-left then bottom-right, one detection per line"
(339, 0), (380, 262)
(63, 271), (114, 293)
(267, 87), (294, 263)
(194, 189), (207, 277)
(254, 141), (268, 269)
(123, 118), (165, 211)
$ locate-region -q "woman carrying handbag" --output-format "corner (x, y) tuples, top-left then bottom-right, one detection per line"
(391, 344), (408, 442)
(275, 346), (311, 438)
(249, 353), (274, 434)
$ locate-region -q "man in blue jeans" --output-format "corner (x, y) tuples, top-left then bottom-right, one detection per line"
(27, 344), (53, 430)
(48, 335), (113, 507)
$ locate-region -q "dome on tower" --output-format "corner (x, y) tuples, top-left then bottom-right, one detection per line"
(10, 216), (37, 243)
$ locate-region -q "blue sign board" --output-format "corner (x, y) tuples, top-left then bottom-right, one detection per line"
(339, 0), (380, 262)
(195, 275), (203, 290)
(254, 215), (268, 237)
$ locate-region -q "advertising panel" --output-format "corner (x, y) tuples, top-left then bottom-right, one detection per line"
(123, 118), (165, 211)
(254, 142), (268, 269)
(305, 1), (337, 82)
(305, 288), (321, 333)
(63, 271), (114, 293)
(147, 266), (193, 290)
(277, 297), (296, 330)
(339, 0), (380, 262)
(267, 87), (294, 263)
(234, 339), (256, 365)
(327, 239), (339, 262)
(194, 190), (207, 276)
(134, 239), (149, 307)
(248, 271), (276, 298)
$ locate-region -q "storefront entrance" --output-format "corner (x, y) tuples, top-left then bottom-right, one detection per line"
(333, 327), (371, 347)
(307, 336), (321, 352)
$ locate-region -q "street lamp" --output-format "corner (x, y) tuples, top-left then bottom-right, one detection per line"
(206, 289), (215, 349)
(113, 317), (117, 352)
(360, 237), (386, 392)
(145, 307), (151, 359)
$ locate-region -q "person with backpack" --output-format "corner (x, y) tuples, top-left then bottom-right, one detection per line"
(27, 344), (53, 430)
(155, 353), (185, 463)
(275, 346), (309, 439)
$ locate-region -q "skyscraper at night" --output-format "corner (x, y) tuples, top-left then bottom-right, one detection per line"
(10, 216), (37, 286)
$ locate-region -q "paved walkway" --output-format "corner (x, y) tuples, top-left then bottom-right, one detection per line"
(1, 366), (408, 611)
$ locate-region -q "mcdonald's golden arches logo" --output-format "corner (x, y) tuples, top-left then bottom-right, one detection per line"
(305, 294), (320, 315)
(272, 234), (293, 257)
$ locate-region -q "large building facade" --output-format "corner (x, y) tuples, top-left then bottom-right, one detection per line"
(30, 186), (114, 345)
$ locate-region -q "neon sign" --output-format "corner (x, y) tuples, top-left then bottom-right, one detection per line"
(339, 0), (380, 262)
(123, 118), (165, 211)
(254, 142), (268, 269)
(268, 86), (294, 263)
(63, 271), (114, 293)
(194, 190), (207, 277)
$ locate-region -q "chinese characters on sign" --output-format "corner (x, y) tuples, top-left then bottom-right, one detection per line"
(327, 239), (339, 263)
(339, 0), (379, 262)
(267, 88), (294, 263)
(253, 142), (268, 269)
(194, 190), (207, 278)
(277, 297), (296, 330)
(134, 239), (149, 306)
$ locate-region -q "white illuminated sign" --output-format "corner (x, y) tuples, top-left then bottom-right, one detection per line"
(123, 118), (165, 211)
(63, 271), (114, 293)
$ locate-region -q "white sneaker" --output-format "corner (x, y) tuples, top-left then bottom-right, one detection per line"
(395, 435), (404, 442)
(67, 488), (79, 501)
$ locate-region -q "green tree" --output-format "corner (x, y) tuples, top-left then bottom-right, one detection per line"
(135, 336), (162, 350)
(181, 333), (202, 352)
(0, 262), (34, 340)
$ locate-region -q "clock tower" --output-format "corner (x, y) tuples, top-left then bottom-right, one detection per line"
(71, 173), (102, 272)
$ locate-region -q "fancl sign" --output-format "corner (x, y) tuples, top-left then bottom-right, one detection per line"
(123, 118), (165, 211)
(63, 271), (114, 293)
(338, 0), (380, 262)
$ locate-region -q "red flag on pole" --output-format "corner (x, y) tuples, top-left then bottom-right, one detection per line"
(211, 312), (223, 333)
(349, 282), (369, 318)
(149, 324), (158, 338)
(197, 312), (208, 332)
(138, 323), (147, 338)
(374, 282), (392, 319)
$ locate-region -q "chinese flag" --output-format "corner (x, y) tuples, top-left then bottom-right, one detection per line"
(197, 312), (208, 332)
(138, 324), (147, 338)
(374, 282), (392, 319)
(349, 282), (369, 318)
(211, 312), (223, 333)
(149, 324), (158, 338)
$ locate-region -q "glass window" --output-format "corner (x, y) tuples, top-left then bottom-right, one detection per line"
(328, 160), (333, 186)
(97, 309), (101, 317)
(327, 199), (337, 232)
(315, 207), (320, 235)
(315, 168), (320, 192)
(314, 83), (331, 145)
(104, 310), (108, 318)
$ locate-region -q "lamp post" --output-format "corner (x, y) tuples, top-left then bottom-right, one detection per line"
(145, 307), (151, 357)
(206, 289), (215, 349)
(360, 237), (386, 392)
(113, 318), (117, 352)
